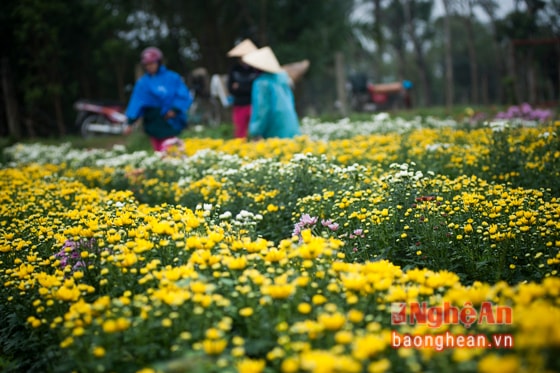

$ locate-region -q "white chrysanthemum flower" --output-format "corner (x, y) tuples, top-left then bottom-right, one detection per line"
(487, 120), (509, 132)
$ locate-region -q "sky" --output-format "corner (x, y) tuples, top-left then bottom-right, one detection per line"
(351, 0), (524, 60)
(353, 0), (521, 24)
(432, 0), (520, 21)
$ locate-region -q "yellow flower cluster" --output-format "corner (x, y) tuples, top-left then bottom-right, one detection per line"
(1, 164), (559, 373)
(2, 119), (560, 372)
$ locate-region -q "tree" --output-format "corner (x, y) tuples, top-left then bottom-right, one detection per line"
(386, 0), (408, 81)
(456, 0), (479, 104)
(403, 0), (434, 106)
(540, 0), (560, 102)
(0, 0), (22, 138)
(13, 0), (70, 136)
(1, 0), (136, 137)
(1, 0), (358, 138)
(478, 0), (505, 103)
(77, 1), (135, 103)
(372, 0), (385, 52)
(441, 0), (454, 110)
(499, 2), (547, 103)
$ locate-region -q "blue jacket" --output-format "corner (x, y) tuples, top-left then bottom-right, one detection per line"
(248, 71), (301, 139)
(126, 65), (193, 139)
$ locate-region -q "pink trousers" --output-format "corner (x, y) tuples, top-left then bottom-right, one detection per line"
(150, 137), (174, 152)
(232, 105), (251, 138)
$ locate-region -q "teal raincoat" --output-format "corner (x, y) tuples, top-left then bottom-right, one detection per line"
(248, 71), (300, 139)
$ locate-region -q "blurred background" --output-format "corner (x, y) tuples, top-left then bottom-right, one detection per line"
(1, 0), (558, 139)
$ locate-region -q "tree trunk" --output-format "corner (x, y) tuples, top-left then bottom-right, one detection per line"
(481, 72), (489, 105)
(557, 44), (560, 103)
(464, 0), (478, 104)
(442, 0), (454, 111)
(527, 49), (537, 103)
(389, 0), (407, 83)
(196, 13), (232, 75)
(115, 62), (126, 103)
(403, 0), (432, 106)
(479, 0), (504, 104)
(335, 52), (347, 116)
(53, 93), (66, 137)
(372, 0), (383, 51)
(507, 42), (520, 104)
(395, 44), (407, 82)
(259, 0), (268, 46)
(493, 40), (504, 104)
(1, 57), (23, 139)
(80, 47), (92, 99)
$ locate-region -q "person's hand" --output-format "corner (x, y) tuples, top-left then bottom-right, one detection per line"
(122, 124), (134, 135)
(164, 110), (176, 119)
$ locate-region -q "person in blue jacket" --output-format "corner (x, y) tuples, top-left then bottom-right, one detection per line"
(241, 46), (301, 140)
(124, 47), (193, 151)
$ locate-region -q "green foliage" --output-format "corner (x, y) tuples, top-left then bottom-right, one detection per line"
(2, 114), (560, 372)
(1, 158), (559, 372)
(483, 122), (560, 191)
(184, 124), (234, 140)
(0, 304), (60, 373)
(294, 160), (559, 285)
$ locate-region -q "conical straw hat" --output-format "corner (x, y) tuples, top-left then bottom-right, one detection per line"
(242, 46), (282, 73)
(227, 39), (258, 57)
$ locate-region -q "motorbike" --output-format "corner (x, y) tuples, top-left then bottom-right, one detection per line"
(74, 82), (223, 137)
(73, 95), (219, 137)
(74, 100), (127, 137)
(348, 74), (413, 112)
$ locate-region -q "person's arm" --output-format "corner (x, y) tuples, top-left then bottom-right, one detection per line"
(248, 78), (270, 138)
(125, 79), (146, 123)
(161, 72), (193, 117)
(227, 68), (237, 94)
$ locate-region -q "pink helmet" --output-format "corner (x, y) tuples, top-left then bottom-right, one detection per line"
(141, 47), (163, 64)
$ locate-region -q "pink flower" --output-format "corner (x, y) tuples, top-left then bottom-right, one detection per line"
(292, 223), (302, 237)
(300, 214), (318, 226)
(160, 137), (185, 154)
(293, 214), (320, 238)
(321, 219), (339, 231)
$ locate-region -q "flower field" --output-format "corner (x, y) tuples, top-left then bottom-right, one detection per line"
(1, 114), (560, 373)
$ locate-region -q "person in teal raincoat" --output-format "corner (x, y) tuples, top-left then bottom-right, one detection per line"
(241, 46), (300, 140)
(124, 47), (193, 151)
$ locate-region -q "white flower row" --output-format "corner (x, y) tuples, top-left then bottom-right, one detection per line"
(300, 113), (459, 141)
